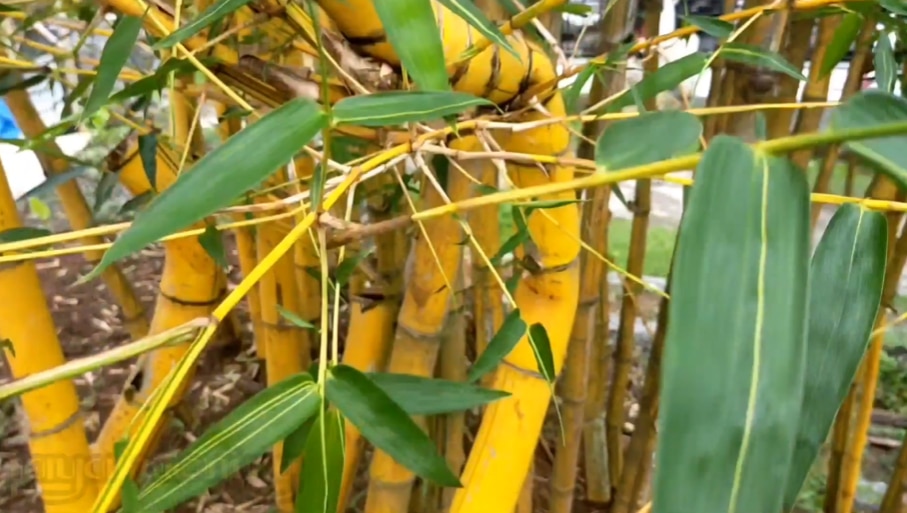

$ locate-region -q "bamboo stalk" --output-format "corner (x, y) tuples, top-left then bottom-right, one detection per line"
(0, 157), (99, 512)
(364, 146), (471, 513)
(3, 88), (149, 340)
(440, 270), (468, 513)
(879, 430), (907, 513)
(611, 279), (670, 513)
(764, 17), (813, 139)
(578, 0), (634, 501)
(702, 0), (741, 141)
(605, 0), (660, 488)
(256, 169), (311, 510)
(449, 73), (581, 513)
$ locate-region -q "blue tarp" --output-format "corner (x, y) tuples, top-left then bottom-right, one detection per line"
(0, 99), (23, 140)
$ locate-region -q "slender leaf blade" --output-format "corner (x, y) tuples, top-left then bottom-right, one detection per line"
(595, 111), (702, 171)
(325, 364), (461, 487)
(719, 43), (807, 81)
(89, 98), (327, 279)
(681, 15), (733, 38)
(373, 0), (450, 91)
(653, 136), (811, 513)
(368, 372), (509, 414)
(153, 0), (255, 49)
(436, 0), (517, 59)
(83, 15), (143, 118)
(874, 31), (897, 94)
(820, 12), (862, 78)
(138, 374), (320, 513)
(294, 408), (345, 513)
(468, 309), (526, 382)
(781, 204), (887, 511)
(333, 91), (491, 127)
(607, 53), (708, 112)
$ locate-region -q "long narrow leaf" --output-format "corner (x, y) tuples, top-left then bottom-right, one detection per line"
(83, 15), (143, 118)
(781, 204), (887, 511)
(653, 136), (811, 513)
(368, 372), (510, 414)
(595, 111), (702, 170)
(294, 408), (345, 513)
(88, 98), (327, 279)
(325, 364), (461, 487)
(373, 0), (450, 91)
(333, 91), (492, 127)
(153, 0), (255, 49)
(138, 374), (320, 513)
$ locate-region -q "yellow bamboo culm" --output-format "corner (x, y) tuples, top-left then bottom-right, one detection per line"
(0, 158), (100, 512)
(363, 144), (472, 513)
(309, 2), (581, 510)
(3, 89), (149, 340)
(256, 168), (313, 511)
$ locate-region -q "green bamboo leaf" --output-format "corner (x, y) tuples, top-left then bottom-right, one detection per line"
(281, 416), (315, 472)
(373, 0), (449, 91)
(0, 74), (48, 96)
(138, 133), (158, 190)
(436, 0), (517, 60)
(278, 305), (317, 330)
(198, 224), (227, 268)
(874, 31), (897, 94)
(19, 167), (88, 201)
(607, 53), (708, 113)
(333, 91), (491, 127)
(719, 43), (807, 81)
(368, 373), (510, 414)
(781, 204), (887, 511)
(87, 98), (327, 280)
(335, 249), (374, 286)
(153, 0), (255, 49)
(681, 15), (733, 38)
(0, 227), (51, 243)
(109, 58), (201, 103)
(528, 323), (555, 383)
(27, 197), (52, 221)
(468, 309), (526, 382)
(879, 0), (907, 16)
(653, 136), (811, 513)
(294, 408), (345, 513)
(830, 90), (907, 188)
(813, 12), (863, 78)
(83, 15), (143, 118)
(595, 111), (702, 171)
(138, 374), (320, 513)
(325, 364), (461, 487)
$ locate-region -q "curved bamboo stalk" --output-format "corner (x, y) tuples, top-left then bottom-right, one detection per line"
(3, 88), (149, 340)
(0, 158), (99, 512)
(363, 144), (472, 513)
